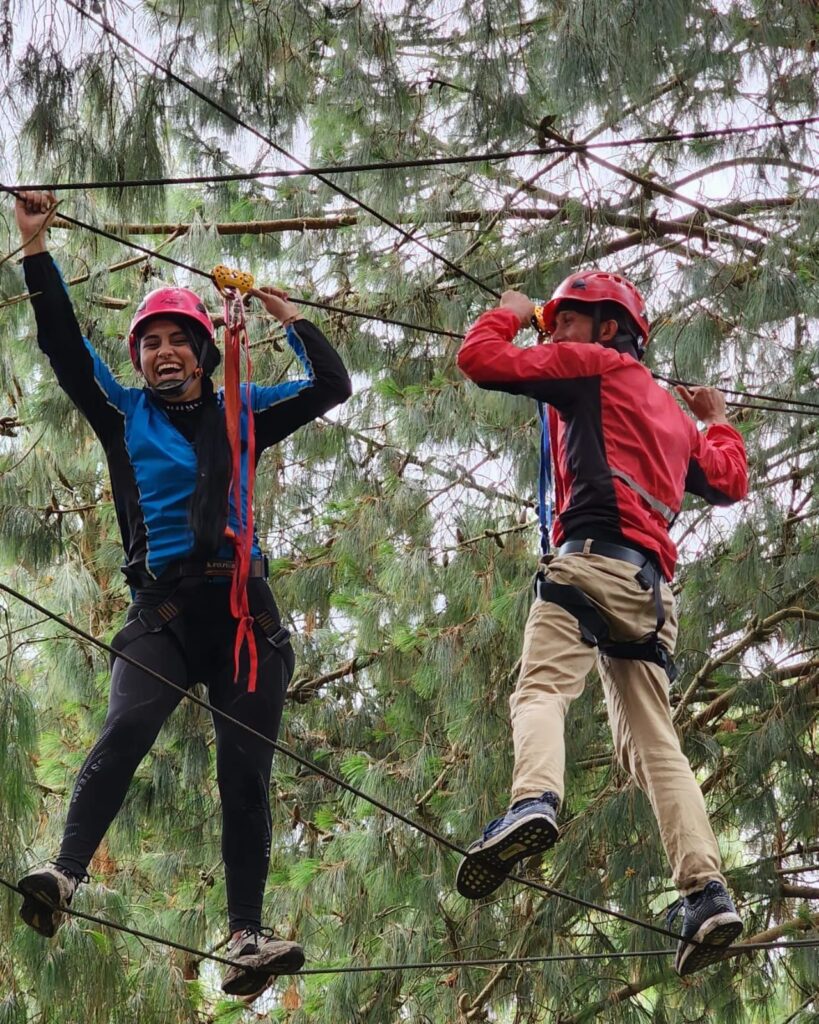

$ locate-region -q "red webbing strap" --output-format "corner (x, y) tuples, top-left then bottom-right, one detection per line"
(222, 289), (259, 691)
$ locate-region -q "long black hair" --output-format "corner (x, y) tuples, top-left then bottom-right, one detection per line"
(183, 322), (231, 555)
(190, 372), (232, 555)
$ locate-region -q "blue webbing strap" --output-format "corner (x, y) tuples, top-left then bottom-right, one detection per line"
(537, 400), (552, 555)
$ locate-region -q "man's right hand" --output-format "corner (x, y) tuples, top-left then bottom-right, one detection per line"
(14, 190), (58, 256)
(499, 289), (536, 327)
(676, 384), (729, 426)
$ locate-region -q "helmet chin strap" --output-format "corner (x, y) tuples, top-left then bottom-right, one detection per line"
(590, 306), (643, 360)
(150, 368), (201, 398)
(146, 340), (208, 399)
(591, 305), (602, 344)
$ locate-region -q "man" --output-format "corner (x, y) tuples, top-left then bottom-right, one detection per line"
(455, 270), (748, 976)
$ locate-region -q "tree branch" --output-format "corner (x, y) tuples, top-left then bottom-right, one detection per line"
(287, 652), (380, 703)
(673, 605), (819, 722)
(333, 421), (534, 508)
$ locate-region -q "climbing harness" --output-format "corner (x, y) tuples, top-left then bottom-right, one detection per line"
(534, 542), (677, 681)
(113, 559), (294, 678)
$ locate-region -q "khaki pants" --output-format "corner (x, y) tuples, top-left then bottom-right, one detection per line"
(510, 544), (725, 896)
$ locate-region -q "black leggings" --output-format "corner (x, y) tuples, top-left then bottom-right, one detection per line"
(56, 578), (292, 932)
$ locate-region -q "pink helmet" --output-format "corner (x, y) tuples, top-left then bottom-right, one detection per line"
(538, 270), (650, 346)
(128, 287), (214, 370)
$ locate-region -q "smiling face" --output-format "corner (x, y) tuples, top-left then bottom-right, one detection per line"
(551, 306), (618, 345)
(137, 317), (203, 400)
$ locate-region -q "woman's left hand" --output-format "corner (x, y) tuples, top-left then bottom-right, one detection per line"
(250, 286), (302, 326)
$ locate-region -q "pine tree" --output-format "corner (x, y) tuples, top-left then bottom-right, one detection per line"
(0, 2), (817, 1021)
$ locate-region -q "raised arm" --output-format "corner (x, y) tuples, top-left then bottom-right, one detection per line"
(457, 298), (614, 412)
(15, 191), (128, 440)
(248, 286), (352, 450)
(677, 385), (748, 504)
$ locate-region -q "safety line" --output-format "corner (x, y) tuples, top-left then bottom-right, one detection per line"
(63, 0), (499, 299)
(24, 5), (819, 395)
(0, 875), (815, 979)
(0, 185), (463, 339)
(12, 115), (819, 193)
(9, 195), (813, 416)
(653, 374), (819, 412)
(55, 0), (819, 284)
(4, 186), (817, 417)
(0, 580), (716, 948)
(5, 12), (818, 975)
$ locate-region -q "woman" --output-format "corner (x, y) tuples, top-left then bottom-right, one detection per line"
(13, 191), (352, 998)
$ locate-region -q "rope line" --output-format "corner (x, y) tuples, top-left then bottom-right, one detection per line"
(3, 186), (817, 417)
(0, 580), (723, 948)
(63, 0), (499, 298)
(12, 115), (819, 194)
(5, 583), (819, 955)
(4, 5), (817, 989)
(0, 875), (815, 979)
(0, 184), (464, 338)
(653, 374), (819, 412)
(10, 12), (817, 414)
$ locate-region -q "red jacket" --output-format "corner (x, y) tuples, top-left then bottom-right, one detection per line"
(457, 307), (748, 580)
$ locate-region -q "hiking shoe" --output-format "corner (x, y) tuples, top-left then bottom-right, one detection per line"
(222, 927), (305, 998)
(667, 880), (743, 976)
(456, 792), (559, 900)
(18, 864), (82, 938)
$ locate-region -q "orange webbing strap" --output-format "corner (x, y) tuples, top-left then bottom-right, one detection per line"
(221, 285), (259, 691)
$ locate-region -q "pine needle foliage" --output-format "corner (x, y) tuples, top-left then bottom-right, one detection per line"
(0, 1), (817, 1022)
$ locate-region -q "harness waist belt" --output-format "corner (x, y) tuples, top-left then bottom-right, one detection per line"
(175, 557), (268, 579)
(112, 562), (292, 666)
(557, 540), (660, 575)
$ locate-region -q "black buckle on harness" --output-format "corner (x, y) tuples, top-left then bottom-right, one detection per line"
(252, 606), (291, 650)
(137, 603), (178, 633)
(266, 626), (291, 649)
(534, 572), (677, 682)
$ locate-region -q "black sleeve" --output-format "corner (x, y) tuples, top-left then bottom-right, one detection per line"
(683, 459), (735, 506)
(22, 253), (123, 443)
(253, 319), (352, 452)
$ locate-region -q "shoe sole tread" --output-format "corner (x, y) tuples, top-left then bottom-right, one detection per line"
(456, 815), (558, 900)
(676, 916), (743, 976)
(222, 944), (305, 997)
(18, 875), (65, 938)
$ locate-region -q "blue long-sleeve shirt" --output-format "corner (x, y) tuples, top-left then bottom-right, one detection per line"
(24, 253), (352, 581)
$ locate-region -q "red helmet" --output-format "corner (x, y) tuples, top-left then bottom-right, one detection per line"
(128, 287), (214, 370)
(539, 270), (650, 346)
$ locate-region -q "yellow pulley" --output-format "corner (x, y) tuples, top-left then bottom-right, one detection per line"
(531, 304), (548, 335)
(212, 264), (255, 295)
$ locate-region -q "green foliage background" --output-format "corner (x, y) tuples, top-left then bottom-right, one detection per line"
(0, 1), (817, 1021)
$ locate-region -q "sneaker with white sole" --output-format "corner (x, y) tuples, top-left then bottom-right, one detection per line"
(667, 880), (743, 976)
(456, 792), (559, 900)
(221, 927), (305, 999)
(18, 864), (82, 938)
